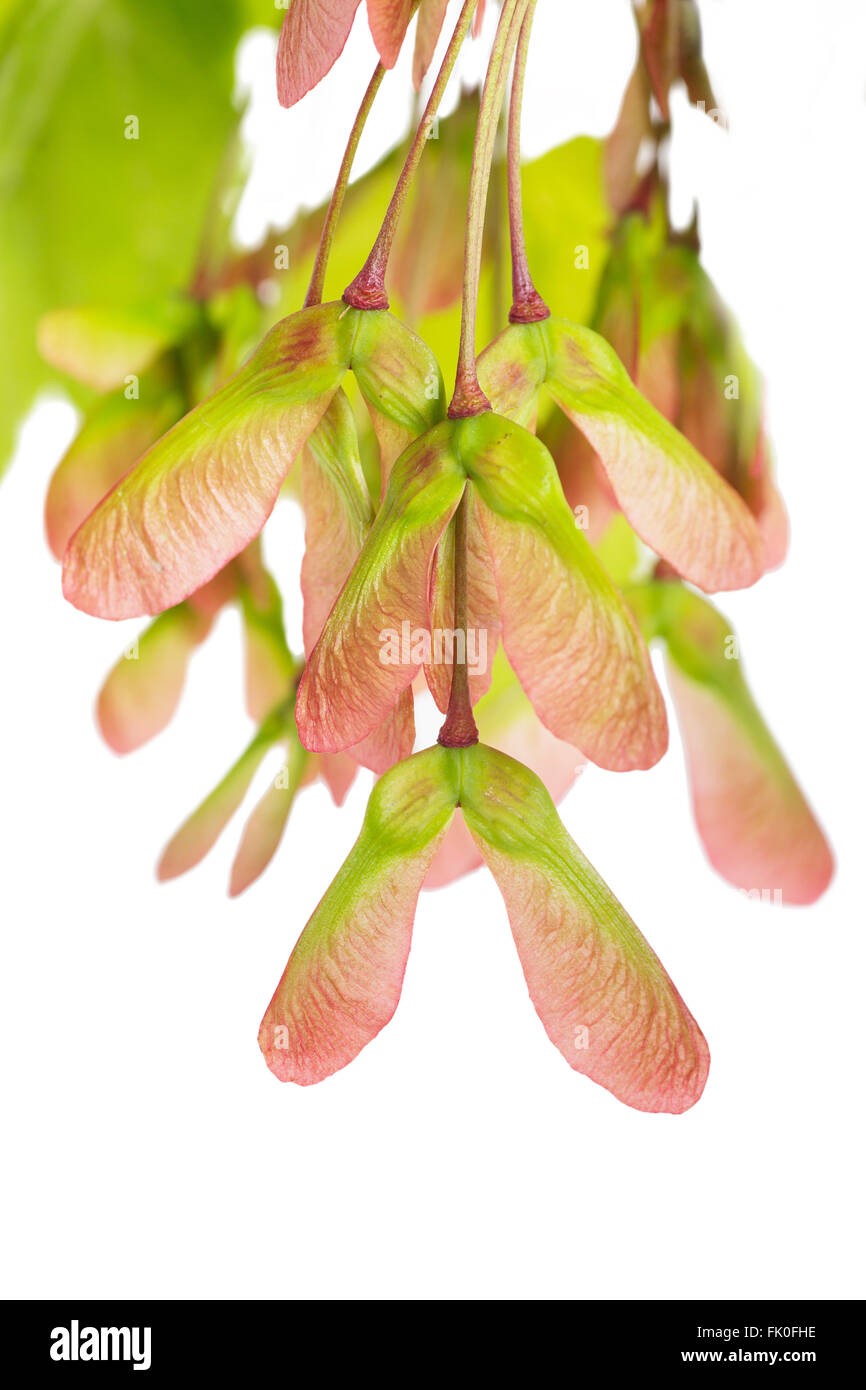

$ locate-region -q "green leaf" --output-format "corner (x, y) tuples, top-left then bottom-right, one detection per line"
(37, 298), (204, 392)
(0, 0), (251, 473)
(521, 135), (612, 325)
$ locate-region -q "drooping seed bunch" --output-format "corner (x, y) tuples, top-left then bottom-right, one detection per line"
(44, 0), (831, 1111)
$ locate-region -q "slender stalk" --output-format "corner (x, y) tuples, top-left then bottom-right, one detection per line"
(440, 0), (529, 742)
(449, 0), (530, 418)
(437, 491), (479, 749)
(343, 0), (478, 311)
(507, 0), (549, 323)
(489, 110), (508, 337)
(304, 62), (386, 308)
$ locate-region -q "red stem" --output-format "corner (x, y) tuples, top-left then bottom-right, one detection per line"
(507, 0), (549, 324)
(343, 0), (478, 311)
(449, 0), (530, 417)
(304, 62), (386, 309)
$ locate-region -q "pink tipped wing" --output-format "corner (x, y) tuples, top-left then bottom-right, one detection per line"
(666, 661), (833, 906)
(604, 57), (652, 214)
(300, 393), (414, 773)
(234, 543), (296, 723)
(229, 741), (307, 897)
(157, 711), (288, 882)
(241, 601), (295, 726)
(343, 694), (416, 774)
(658, 585), (832, 904)
(277, 0), (361, 108)
(259, 746), (459, 1084)
(464, 413), (667, 771)
(753, 472), (789, 573)
(97, 605), (211, 755)
(318, 752), (359, 806)
(368, 0), (414, 68)
(229, 778), (296, 898)
(299, 357), (438, 771)
(296, 422), (465, 754)
(413, 0), (449, 87)
(546, 318), (765, 593)
(63, 304), (349, 620)
(411, 0), (482, 87)
(539, 412), (618, 546)
(743, 430), (789, 572)
(478, 502), (666, 769)
(461, 744), (710, 1113)
(300, 390), (373, 656)
(45, 380), (184, 560)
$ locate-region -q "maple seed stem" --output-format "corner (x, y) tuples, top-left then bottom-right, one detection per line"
(449, 0), (530, 418)
(507, 0), (550, 324)
(343, 0), (478, 312)
(304, 62), (386, 309)
(438, 490), (479, 749)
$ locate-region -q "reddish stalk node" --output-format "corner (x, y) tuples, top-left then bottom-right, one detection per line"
(506, 0), (549, 324)
(447, 378), (492, 419)
(437, 701), (480, 748)
(305, 62), (386, 309)
(449, 0), (530, 415)
(343, 0), (479, 313)
(508, 289), (550, 324)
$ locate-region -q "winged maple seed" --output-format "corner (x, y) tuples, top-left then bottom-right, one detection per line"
(61, 302), (443, 624)
(259, 742), (709, 1114)
(41, 0), (834, 1110)
(477, 316), (766, 593)
(626, 580), (833, 905)
(295, 409), (669, 772)
(276, 0), (488, 108)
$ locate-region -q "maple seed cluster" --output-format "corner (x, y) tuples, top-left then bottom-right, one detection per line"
(46, 0), (831, 1112)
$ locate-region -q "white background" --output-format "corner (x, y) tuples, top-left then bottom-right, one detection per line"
(1, 1), (864, 1300)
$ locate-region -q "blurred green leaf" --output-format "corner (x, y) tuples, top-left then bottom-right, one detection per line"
(0, 0), (251, 474)
(523, 135), (611, 325)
